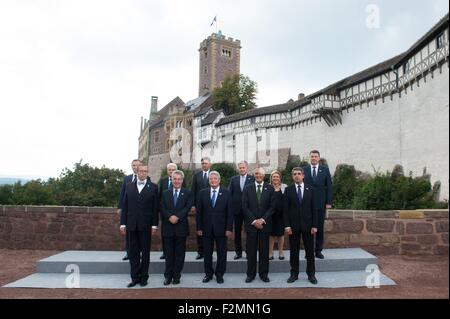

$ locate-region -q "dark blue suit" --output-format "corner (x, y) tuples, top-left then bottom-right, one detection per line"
(228, 174), (255, 255)
(117, 174), (136, 255)
(303, 165), (333, 253)
(191, 170), (211, 256)
(118, 174), (136, 210)
(160, 187), (193, 280)
(196, 187), (233, 278)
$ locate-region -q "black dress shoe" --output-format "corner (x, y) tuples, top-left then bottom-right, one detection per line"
(279, 256), (285, 260)
(260, 276), (270, 283)
(122, 255), (129, 261)
(163, 278), (172, 286)
(160, 254), (166, 260)
(172, 279), (180, 285)
(140, 279), (148, 287)
(216, 277), (224, 284)
(308, 275), (318, 285)
(196, 254), (204, 260)
(234, 254), (242, 260)
(269, 256), (274, 260)
(287, 275), (298, 283)
(202, 276), (213, 283)
(315, 252), (325, 259)
(245, 277), (255, 283)
(127, 281), (139, 288)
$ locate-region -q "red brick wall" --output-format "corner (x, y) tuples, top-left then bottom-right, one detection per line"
(0, 206), (447, 255)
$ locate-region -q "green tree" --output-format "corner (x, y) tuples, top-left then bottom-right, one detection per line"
(48, 160), (124, 207)
(212, 74), (257, 115)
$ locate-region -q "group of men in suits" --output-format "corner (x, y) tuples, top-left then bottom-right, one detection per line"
(117, 150), (333, 287)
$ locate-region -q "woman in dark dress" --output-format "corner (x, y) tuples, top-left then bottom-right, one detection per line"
(269, 170), (287, 260)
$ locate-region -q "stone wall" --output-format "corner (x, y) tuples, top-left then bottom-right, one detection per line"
(0, 206), (447, 256)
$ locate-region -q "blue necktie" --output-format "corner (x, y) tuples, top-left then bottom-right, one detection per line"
(297, 185), (303, 205)
(211, 190), (217, 207)
(173, 189), (178, 207)
(312, 166), (317, 180)
(168, 178), (172, 189)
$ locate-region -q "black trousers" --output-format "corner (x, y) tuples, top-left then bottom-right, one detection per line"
(163, 236), (186, 280)
(315, 209), (326, 253)
(128, 230), (151, 282)
(203, 233), (228, 278)
(197, 234), (204, 255)
(246, 231), (270, 278)
(289, 229), (315, 276)
(233, 213), (245, 255)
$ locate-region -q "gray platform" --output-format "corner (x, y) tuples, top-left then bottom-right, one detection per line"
(36, 248), (377, 274)
(3, 248), (396, 289)
(4, 272), (395, 289)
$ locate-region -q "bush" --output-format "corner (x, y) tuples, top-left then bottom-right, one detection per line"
(332, 164), (364, 209)
(352, 167), (442, 210)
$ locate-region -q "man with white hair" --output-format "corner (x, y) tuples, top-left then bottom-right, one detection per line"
(242, 167), (275, 283)
(160, 170), (193, 285)
(158, 163), (186, 260)
(196, 171), (233, 284)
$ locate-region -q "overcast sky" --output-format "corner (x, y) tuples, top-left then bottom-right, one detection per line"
(0, 0), (448, 179)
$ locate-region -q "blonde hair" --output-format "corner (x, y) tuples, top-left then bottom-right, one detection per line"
(270, 170), (282, 186)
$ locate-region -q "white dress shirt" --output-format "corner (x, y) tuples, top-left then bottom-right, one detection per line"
(137, 179), (147, 193)
(240, 174), (247, 191)
(210, 186), (220, 198)
(311, 165), (319, 177)
(295, 182), (305, 198)
(252, 181), (265, 225)
(285, 182), (305, 231)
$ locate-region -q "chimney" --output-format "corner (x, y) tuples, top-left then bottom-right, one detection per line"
(151, 96), (158, 115)
(298, 93), (305, 101)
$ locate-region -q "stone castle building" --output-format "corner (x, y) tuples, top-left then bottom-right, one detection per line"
(139, 14), (449, 200)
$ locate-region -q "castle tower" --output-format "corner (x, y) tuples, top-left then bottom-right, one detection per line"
(198, 31), (241, 96)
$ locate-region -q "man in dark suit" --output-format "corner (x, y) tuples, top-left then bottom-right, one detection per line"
(117, 159), (141, 261)
(160, 170), (193, 286)
(158, 163), (186, 260)
(191, 157), (212, 260)
(303, 150), (333, 259)
(196, 171), (233, 284)
(120, 164), (159, 288)
(284, 167), (318, 285)
(242, 167), (275, 283)
(228, 160), (255, 260)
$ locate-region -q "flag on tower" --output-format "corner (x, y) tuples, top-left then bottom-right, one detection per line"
(210, 16), (217, 27)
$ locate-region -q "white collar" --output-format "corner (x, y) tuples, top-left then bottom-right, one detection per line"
(255, 181), (264, 187)
(211, 186), (220, 193)
(295, 182), (305, 188)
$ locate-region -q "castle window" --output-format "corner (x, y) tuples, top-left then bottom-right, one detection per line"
(221, 48), (232, 58)
(403, 61), (410, 74)
(257, 136), (262, 142)
(437, 32), (445, 49)
(204, 67), (207, 74)
(154, 131), (160, 143)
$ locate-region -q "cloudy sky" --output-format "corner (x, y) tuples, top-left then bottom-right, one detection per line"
(0, 0), (448, 179)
